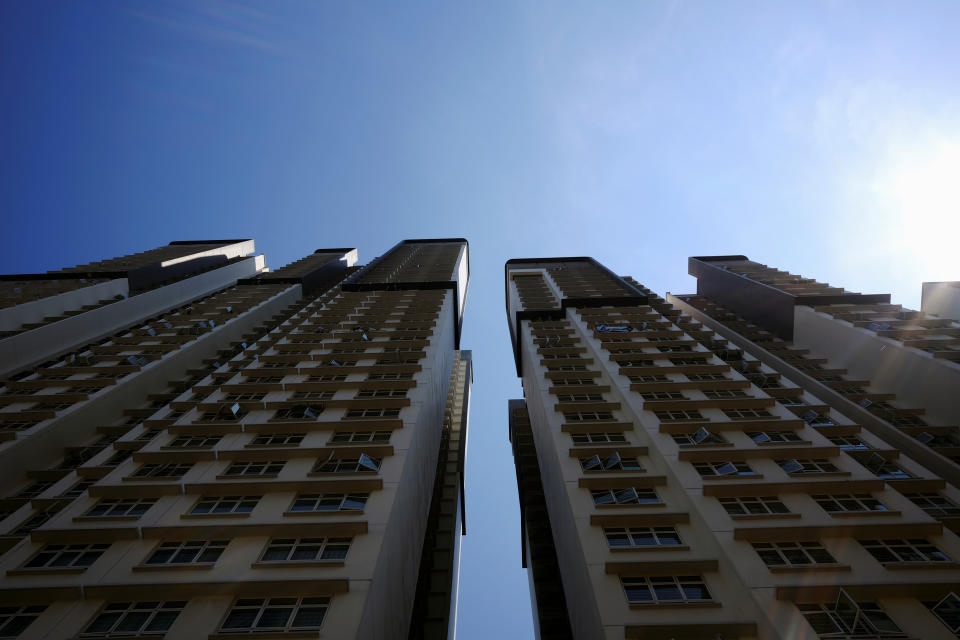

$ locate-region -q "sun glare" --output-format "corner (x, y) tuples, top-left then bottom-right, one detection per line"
(882, 140), (960, 278)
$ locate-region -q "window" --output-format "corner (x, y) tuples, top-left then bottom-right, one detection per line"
(813, 494), (887, 513)
(291, 391), (334, 401)
(132, 463), (192, 479)
(367, 373), (413, 380)
(686, 373), (727, 381)
(658, 345), (694, 353)
(563, 411), (615, 422)
(552, 377), (598, 386)
(619, 359), (655, 367)
(747, 431), (801, 444)
(197, 405), (245, 422)
(828, 436), (871, 450)
(225, 393), (265, 402)
(249, 433), (303, 447)
(797, 598), (906, 638)
(260, 538), (351, 562)
(355, 389), (407, 398)
(138, 429), (161, 441)
(345, 408), (400, 419)
(723, 408), (773, 420)
(604, 527), (682, 548)
(86, 498), (156, 518)
(220, 597), (329, 633)
(641, 392), (684, 401)
(81, 601), (184, 637)
(801, 411), (836, 426)
(0, 605), (46, 638)
(309, 375), (346, 382)
(718, 496), (788, 515)
(13, 503), (65, 535)
(621, 576), (711, 604)
(61, 479), (95, 498)
(546, 364), (588, 372)
(558, 393), (604, 402)
(17, 480), (55, 499)
(312, 455), (380, 473)
(628, 374), (670, 383)
(669, 357), (705, 365)
(672, 428), (725, 446)
(289, 493), (368, 513)
(752, 541), (837, 567)
(693, 461), (755, 477)
(223, 461), (284, 477)
(654, 410), (703, 422)
(703, 389), (749, 399)
(167, 435), (221, 449)
(329, 431), (391, 443)
(571, 432), (626, 445)
(925, 593), (960, 635)
(103, 450), (133, 467)
(144, 540), (227, 566)
(191, 495), (259, 515)
(579, 452), (643, 472)
(905, 492), (960, 517)
(247, 375), (283, 384)
(272, 405), (324, 421)
(0, 420), (38, 432)
(778, 459), (839, 474)
(860, 538), (950, 563)
(24, 543), (109, 569)
(853, 453), (913, 479)
(591, 488), (660, 506)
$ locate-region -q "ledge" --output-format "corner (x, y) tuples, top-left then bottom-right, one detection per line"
(828, 510), (902, 518)
(768, 564), (851, 573)
(72, 515), (139, 523)
(624, 621), (756, 639)
(251, 560), (345, 569)
(209, 633), (323, 640)
(282, 510), (364, 518)
(679, 446), (837, 462)
(734, 521), (941, 542)
(7, 566), (87, 577)
(702, 478), (884, 497)
(590, 512), (689, 527)
(185, 478), (382, 494)
(578, 475), (667, 489)
(882, 561), (960, 571)
(628, 601), (721, 610)
(607, 558), (718, 574)
(730, 513), (801, 521)
(140, 520), (367, 540)
(132, 563), (215, 572)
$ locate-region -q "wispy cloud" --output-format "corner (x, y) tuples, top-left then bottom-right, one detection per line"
(126, 1), (294, 58)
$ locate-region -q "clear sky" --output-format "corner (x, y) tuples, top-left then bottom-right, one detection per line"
(2, 2), (958, 637)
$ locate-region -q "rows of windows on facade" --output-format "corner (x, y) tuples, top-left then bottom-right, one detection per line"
(0, 238), (470, 640)
(506, 256), (960, 640)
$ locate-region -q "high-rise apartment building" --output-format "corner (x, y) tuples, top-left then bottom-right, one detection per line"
(506, 255), (960, 640)
(0, 238), (469, 640)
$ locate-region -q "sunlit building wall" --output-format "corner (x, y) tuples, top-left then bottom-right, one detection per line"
(507, 255), (960, 640)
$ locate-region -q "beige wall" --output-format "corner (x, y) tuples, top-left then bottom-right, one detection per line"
(794, 305), (960, 425)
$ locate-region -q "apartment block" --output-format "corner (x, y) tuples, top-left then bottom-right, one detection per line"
(506, 255), (960, 640)
(0, 238), (469, 640)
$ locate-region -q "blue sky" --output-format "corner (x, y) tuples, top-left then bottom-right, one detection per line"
(2, 2), (958, 637)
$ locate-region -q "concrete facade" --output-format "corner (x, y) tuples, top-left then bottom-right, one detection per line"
(508, 256), (960, 640)
(0, 239), (468, 640)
